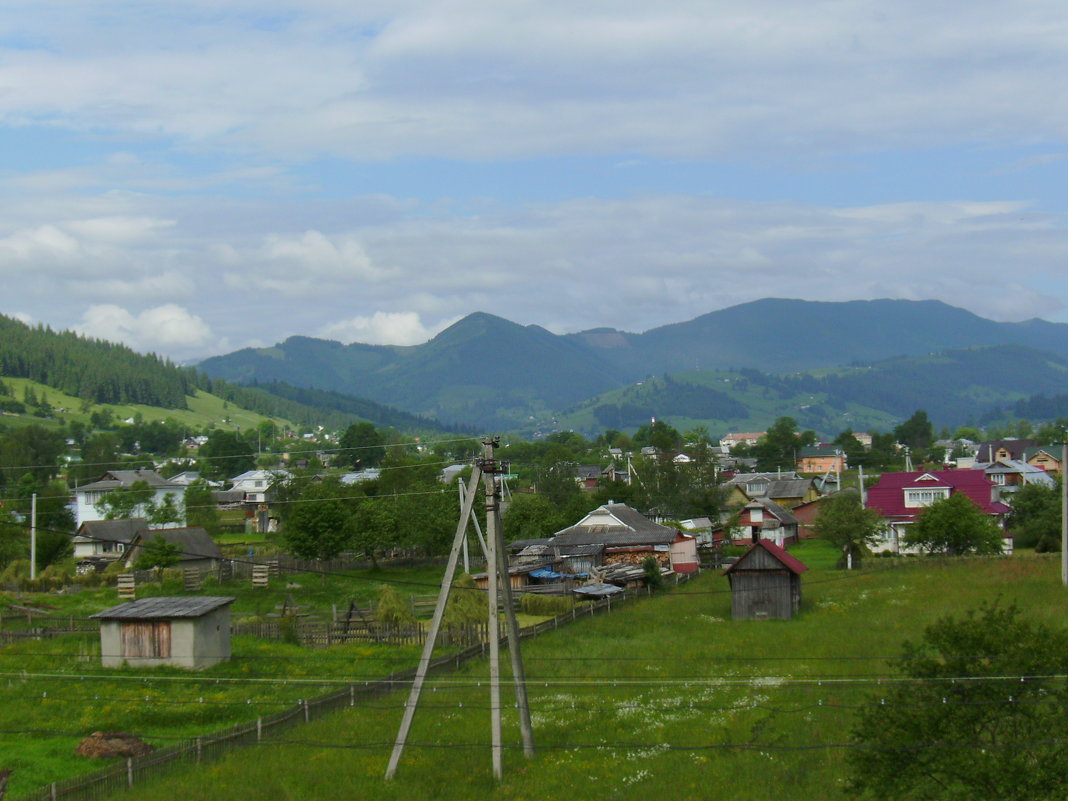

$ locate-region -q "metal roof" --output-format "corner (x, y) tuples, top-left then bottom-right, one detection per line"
(91, 596), (235, 620)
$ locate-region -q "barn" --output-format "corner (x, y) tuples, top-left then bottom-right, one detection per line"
(723, 540), (808, 620)
(91, 596), (235, 669)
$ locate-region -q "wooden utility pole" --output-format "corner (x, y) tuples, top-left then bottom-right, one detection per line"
(385, 437), (534, 780)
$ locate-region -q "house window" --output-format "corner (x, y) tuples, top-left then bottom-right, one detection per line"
(904, 488), (951, 508)
(990, 473), (1006, 485)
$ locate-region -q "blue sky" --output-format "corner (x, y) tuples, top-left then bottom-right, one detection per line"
(2, 1), (1068, 360)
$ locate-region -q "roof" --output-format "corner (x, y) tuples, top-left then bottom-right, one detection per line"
(572, 583), (625, 597)
(1023, 446), (1063, 462)
(555, 543), (605, 557)
(75, 518), (147, 544)
(91, 596), (235, 620)
(723, 540), (809, 576)
(743, 498), (798, 525)
(975, 439), (1040, 462)
(75, 470), (181, 493)
(865, 470), (1009, 519)
(129, 528), (224, 561)
(797, 445), (842, 458)
(550, 503), (678, 548)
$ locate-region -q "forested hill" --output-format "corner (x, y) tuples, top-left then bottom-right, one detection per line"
(0, 314), (461, 434)
(0, 314), (196, 407)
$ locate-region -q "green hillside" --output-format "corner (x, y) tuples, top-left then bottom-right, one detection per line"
(0, 313), (460, 436)
(554, 344), (1068, 439)
(29, 549), (1066, 801)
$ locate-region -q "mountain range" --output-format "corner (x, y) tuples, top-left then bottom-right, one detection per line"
(198, 298), (1068, 436)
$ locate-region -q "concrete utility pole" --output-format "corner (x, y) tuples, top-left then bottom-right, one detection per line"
(482, 438), (535, 765)
(386, 437), (534, 780)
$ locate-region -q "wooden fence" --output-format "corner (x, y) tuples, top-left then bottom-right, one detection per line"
(21, 572), (694, 801)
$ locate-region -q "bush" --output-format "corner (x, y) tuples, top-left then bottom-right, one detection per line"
(642, 556), (664, 591)
(519, 593), (575, 616)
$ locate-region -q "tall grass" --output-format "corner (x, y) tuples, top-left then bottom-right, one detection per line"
(82, 549), (1068, 801)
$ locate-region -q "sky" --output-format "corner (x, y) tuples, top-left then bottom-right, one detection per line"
(2, 1), (1068, 362)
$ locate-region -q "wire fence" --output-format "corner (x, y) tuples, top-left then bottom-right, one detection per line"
(19, 572), (692, 801)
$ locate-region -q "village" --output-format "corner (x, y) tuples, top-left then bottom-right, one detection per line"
(1, 415), (1065, 800)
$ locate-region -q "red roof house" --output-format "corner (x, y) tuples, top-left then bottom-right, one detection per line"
(865, 470), (1011, 554)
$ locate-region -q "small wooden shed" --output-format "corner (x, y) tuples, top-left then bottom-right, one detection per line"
(91, 596), (235, 670)
(723, 540), (808, 620)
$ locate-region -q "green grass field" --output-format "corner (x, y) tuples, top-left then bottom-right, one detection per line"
(11, 543), (1055, 801)
(0, 563), (463, 798)
(0, 377), (293, 434)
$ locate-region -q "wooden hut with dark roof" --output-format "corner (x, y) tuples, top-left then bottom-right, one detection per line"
(723, 540), (808, 620)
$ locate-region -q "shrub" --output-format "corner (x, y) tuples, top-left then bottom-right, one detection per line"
(642, 556), (664, 591)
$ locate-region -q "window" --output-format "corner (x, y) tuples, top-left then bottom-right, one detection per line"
(904, 488), (950, 508)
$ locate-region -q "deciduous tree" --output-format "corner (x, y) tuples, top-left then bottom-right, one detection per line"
(903, 492), (1003, 555)
(849, 603), (1068, 800)
(810, 491), (885, 568)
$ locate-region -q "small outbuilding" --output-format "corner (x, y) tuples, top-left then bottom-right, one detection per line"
(91, 596), (236, 669)
(723, 540), (808, 621)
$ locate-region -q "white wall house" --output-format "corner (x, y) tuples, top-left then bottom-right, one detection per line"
(228, 469), (292, 503)
(74, 469), (186, 527)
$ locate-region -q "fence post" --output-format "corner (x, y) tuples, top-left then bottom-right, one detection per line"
(350, 685), (355, 706)
(304, 699), (310, 722)
(196, 737), (202, 764)
(127, 757), (133, 788)
(257, 717), (263, 741)
(51, 782), (57, 801)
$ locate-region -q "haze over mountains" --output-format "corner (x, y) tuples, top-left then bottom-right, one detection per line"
(198, 299), (1068, 436)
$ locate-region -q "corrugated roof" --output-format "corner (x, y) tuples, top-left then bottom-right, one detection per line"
(76, 518), (147, 544)
(91, 596), (235, 619)
(129, 528), (224, 561)
(76, 470), (181, 493)
(866, 469), (1008, 519)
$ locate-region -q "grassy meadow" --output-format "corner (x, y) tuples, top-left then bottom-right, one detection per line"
(0, 564), (457, 798)
(0, 377), (292, 434)
(38, 542), (1063, 801)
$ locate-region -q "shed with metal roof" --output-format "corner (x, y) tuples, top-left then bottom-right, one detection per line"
(91, 596), (236, 669)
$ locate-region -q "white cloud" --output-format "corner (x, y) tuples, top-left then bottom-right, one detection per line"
(74, 304), (215, 356)
(317, 312), (453, 346)
(2, 2), (1068, 160)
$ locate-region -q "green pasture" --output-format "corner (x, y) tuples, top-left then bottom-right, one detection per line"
(0, 563), (459, 797)
(0, 378), (292, 434)
(60, 544), (1066, 801)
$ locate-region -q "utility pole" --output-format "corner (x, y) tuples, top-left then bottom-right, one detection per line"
(1062, 444), (1067, 586)
(29, 492), (36, 580)
(482, 438), (535, 764)
(386, 437), (534, 780)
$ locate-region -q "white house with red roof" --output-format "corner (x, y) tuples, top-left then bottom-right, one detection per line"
(865, 470), (1012, 554)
